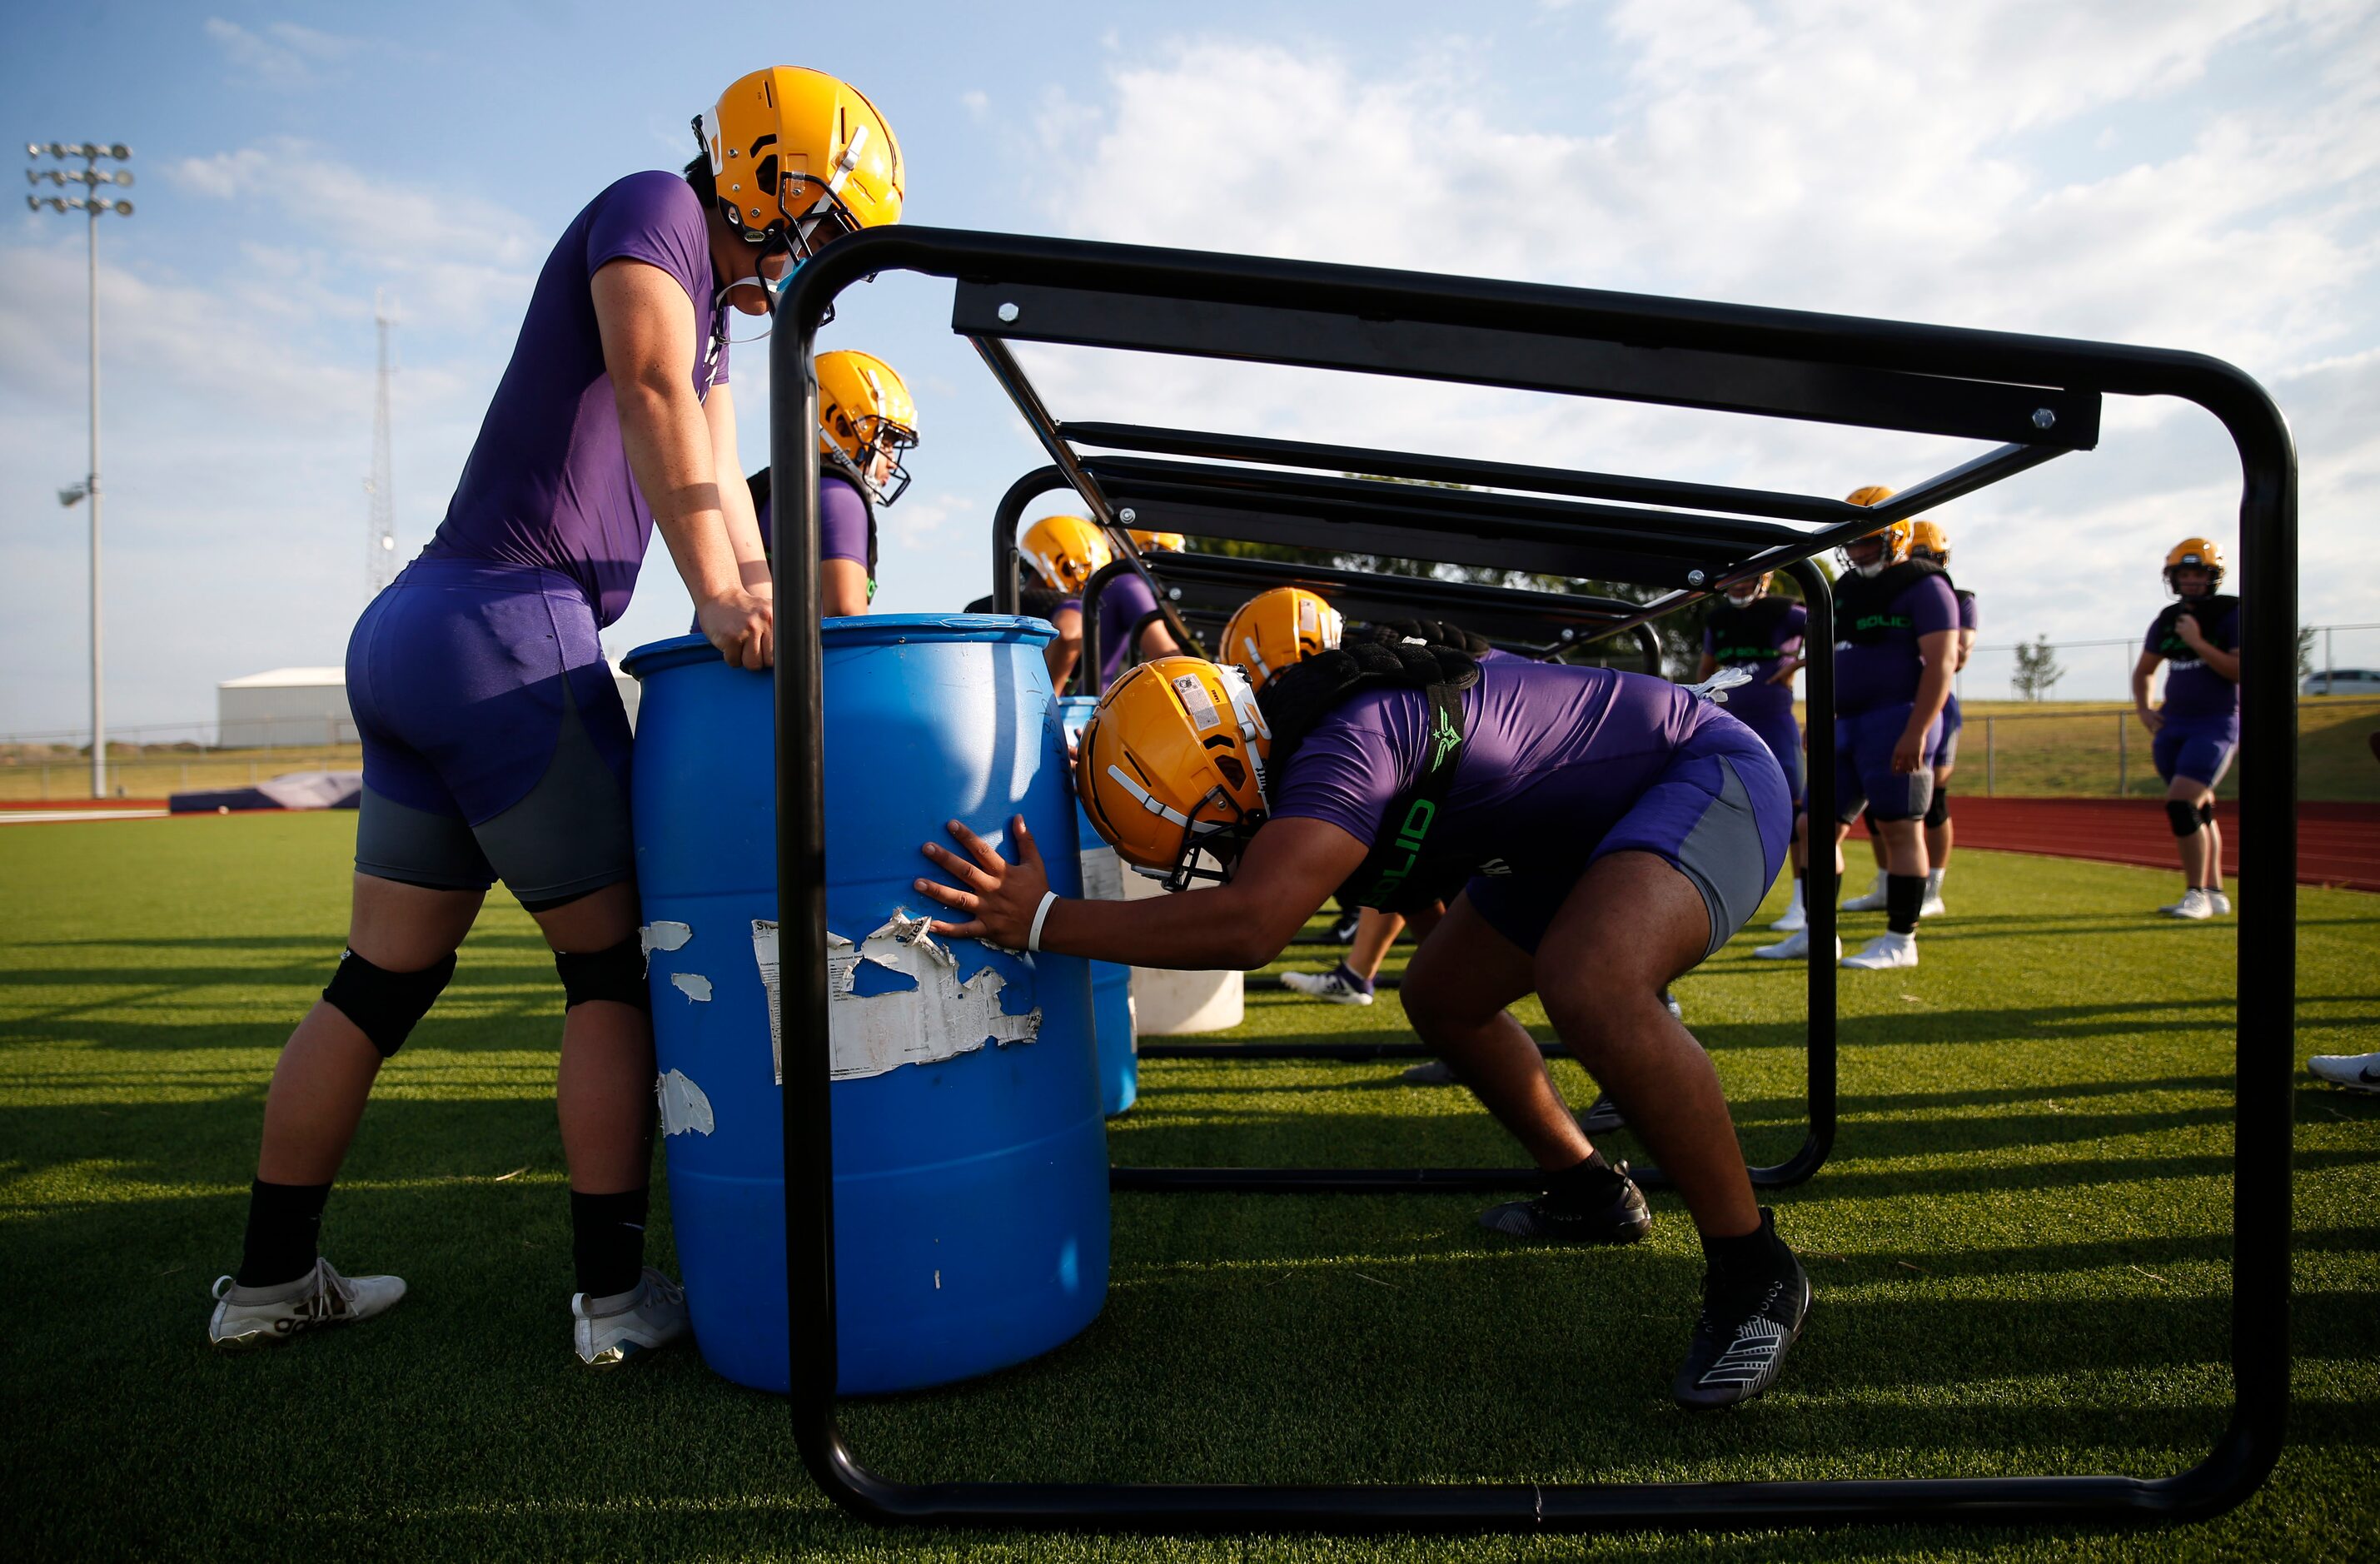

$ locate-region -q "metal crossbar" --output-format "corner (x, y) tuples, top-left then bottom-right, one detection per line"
(770, 226), (2294, 1533)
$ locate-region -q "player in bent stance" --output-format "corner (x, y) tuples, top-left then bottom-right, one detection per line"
(2134, 538), (2240, 919)
(207, 67), (903, 1366)
(914, 641), (1810, 1409)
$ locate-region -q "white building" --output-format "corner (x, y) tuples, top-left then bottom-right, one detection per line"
(217, 664), (642, 748)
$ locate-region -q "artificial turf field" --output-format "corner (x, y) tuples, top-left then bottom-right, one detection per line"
(2, 812), (2375, 1562)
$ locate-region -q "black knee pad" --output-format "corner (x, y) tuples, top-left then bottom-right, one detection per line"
(2198, 800), (2216, 826)
(1924, 788), (1951, 829)
(323, 949), (456, 1058)
(555, 934), (651, 1012)
(2166, 799), (2203, 838)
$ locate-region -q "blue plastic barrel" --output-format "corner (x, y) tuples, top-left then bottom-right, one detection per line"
(1058, 695), (1138, 1116)
(624, 615), (1108, 1397)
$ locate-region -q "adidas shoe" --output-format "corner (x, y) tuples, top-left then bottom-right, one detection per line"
(2308, 1052), (2380, 1095)
(1673, 1212), (1810, 1411)
(1577, 1093), (1627, 1133)
(1402, 1058), (1457, 1085)
(2207, 890), (2232, 915)
(1476, 1168), (1651, 1246)
(2158, 889), (2213, 920)
(209, 1257), (406, 1351)
(1751, 928), (1839, 962)
(1281, 967), (1375, 1006)
(572, 1267), (689, 1368)
(1840, 872), (1890, 913)
(1841, 931), (1918, 970)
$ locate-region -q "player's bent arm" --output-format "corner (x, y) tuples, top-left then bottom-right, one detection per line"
(594, 259), (770, 665)
(2196, 640), (2242, 684)
(701, 384), (772, 600)
(821, 560), (871, 617)
(1908, 630), (1959, 733)
(914, 814), (1369, 971)
(1956, 627), (1976, 671)
(1044, 607), (1083, 690)
(2132, 650), (2163, 729)
(1137, 620), (1183, 663)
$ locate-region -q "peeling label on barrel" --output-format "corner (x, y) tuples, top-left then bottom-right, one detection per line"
(752, 915), (1040, 1084)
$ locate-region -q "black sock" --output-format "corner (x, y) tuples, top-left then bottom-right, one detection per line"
(1701, 1208), (1785, 1276)
(1886, 874), (1925, 934)
(237, 1178), (331, 1288)
(1548, 1149), (1627, 1208)
(570, 1187), (650, 1299)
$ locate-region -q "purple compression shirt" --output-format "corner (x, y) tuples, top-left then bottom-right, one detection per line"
(1097, 573), (1163, 689)
(1701, 600), (1806, 728)
(753, 471), (877, 575)
(1270, 661), (1725, 862)
(1835, 574), (1959, 715)
(1957, 590), (1979, 634)
(421, 171), (726, 627)
(2148, 601), (2241, 725)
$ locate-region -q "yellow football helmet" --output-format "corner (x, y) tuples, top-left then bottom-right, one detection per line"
(1218, 587), (1344, 689)
(815, 350), (918, 505)
(1078, 657), (1272, 889)
(698, 67), (904, 256)
(1128, 529), (1187, 554)
(1722, 571), (1775, 605)
(1908, 519), (1950, 565)
(2163, 536), (2225, 594)
(1840, 486), (1910, 577)
(1020, 516), (1112, 597)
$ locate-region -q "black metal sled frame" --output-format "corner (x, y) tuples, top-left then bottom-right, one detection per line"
(769, 226), (2294, 1533)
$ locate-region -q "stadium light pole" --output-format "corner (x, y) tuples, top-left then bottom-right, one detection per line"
(27, 140), (132, 799)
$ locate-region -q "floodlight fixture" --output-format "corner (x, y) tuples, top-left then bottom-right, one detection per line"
(59, 481), (88, 507)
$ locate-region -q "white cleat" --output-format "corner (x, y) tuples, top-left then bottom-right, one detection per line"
(1840, 872), (1890, 913)
(2158, 889), (2214, 921)
(1920, 871), (1947, 919)
(1842, 931), (1919, 970)
(1751, 927), (1838, 962)
(2308, 1052), (2380, 1095)
(1281, 969), (1376, 1006)
(2207, 890), (2232, 915)
(209, 1257), (406, 1351)
(572, 1267), (689, 1368)
(1769, 902), (1809, 933)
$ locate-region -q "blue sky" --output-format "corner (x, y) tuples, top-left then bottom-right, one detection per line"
(4, 0), (2376, 734)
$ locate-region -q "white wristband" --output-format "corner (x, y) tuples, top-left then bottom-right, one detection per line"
(1026, 890), (1060, 953)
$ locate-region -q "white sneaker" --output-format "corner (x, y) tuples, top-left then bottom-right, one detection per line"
(1281, 969), (1375, 1006)
(572, 1267), (689, 1368)
(1769, 900), (1808, 933)
(1842, 932), (1919, 970)
(209, 1257), (406, 1351)
(2158, 889), (2213, 920)
(1841, 872), (1890, 913)
(2207, 890), (2232, 915)
(1920, 870), (1947, 919)
(1661, 989), (1684, 1022)
(2308, 1053), (2380, 1095)
(1751, 928), (1839, 961)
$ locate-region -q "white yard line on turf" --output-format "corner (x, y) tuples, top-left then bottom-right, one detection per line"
(0, 809), (172, 824)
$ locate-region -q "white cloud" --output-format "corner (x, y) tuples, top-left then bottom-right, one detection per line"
(1009, 10), (2380, 690)
(204, 17), (368, 88)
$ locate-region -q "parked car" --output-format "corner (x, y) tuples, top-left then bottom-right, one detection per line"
(2303, 670), (2380, 695)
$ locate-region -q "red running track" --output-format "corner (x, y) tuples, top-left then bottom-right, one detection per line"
(1854, 797), (2380, 892)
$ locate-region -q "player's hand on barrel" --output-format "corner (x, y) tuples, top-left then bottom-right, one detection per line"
(699, 589), (775, 670)
(916, 814), (1048, 944)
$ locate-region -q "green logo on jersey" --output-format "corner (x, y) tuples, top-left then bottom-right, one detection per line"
(1430, 706), (1462, 771)
(1367, 799), (1438, 906)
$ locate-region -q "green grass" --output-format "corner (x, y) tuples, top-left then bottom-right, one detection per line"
(2, 812), (2376, 1562)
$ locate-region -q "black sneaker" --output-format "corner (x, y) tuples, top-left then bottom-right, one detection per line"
(1402, 1058), (1458, 1085)
(1476, 1168), (1652, 1246)
(1673, 1215), (1810, 1411)
(1327, 909), (1362, 945)
(1577, 1093), (1626, 1133)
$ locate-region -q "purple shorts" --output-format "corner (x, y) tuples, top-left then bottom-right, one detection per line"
(2153, 719), (2238, 789)
(1731, 704), (1802, 808)
(1833, 703), (1939, 824)
(1465, 720), (1791, 958)
(346, 558), (635, 901)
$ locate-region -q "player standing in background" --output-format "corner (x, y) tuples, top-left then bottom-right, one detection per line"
(207, 67), (903, 1367)
(2134, 539), (2240, 919)
(1695, 573), (1811, 932)
(1017, 515), (1112, 693)
(1760, 490), (1957, 969)
(1839, 520), (1972, 918)
(740, 348), (919, 616)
